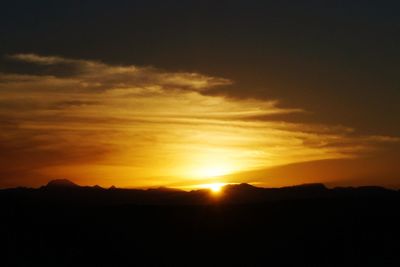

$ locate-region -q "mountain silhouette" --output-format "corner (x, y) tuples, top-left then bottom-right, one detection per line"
(1, 180), (400, 266)
(4, 180), (395, 206)
(45, 179), (79, 188)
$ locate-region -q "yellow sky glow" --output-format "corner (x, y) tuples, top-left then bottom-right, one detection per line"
(1, 54), (399, 188)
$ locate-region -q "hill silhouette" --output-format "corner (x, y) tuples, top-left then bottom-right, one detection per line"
(7, 179), (395, 205)
(45, 178), (79, 188)
(1, 179), (400, 266)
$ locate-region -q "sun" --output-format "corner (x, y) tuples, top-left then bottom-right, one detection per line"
(205, 183), (226, 193)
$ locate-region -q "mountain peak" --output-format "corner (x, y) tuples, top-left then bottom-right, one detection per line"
(224, 183), (257, 191)
(46, 179), (79, 188)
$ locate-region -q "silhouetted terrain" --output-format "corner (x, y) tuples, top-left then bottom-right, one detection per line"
(1, 180), (400, 266)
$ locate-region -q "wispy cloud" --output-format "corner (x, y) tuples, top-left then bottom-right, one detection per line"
(5, 53), (232, 91)
(8, 53), (72, 65)
(0, 54), (398, 187)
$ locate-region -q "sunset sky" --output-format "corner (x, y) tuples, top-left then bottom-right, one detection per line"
(1, 1), (400, 188)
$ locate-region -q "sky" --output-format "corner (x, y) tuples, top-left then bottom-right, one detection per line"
(1, 1), (399, 188)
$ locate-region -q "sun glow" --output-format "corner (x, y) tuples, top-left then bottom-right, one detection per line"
(197, 167), (230, 178)
(184, 155), (241, 179)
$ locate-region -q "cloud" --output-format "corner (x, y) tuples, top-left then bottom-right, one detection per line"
(6, 53), (232, 92)
(0, 53), (399, 188)
(8, 53), (73, 65)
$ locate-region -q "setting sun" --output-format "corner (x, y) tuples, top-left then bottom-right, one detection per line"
(203, 183), (226, 193)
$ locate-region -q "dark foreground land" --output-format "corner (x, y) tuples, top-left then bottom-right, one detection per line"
(1, 180), (400, 266)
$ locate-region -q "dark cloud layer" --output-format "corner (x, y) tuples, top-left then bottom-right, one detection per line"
(1, 1), (399, 136)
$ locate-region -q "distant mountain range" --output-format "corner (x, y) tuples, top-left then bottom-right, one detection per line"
(2, 179), (400, 266)
(1, 179), (398, 206)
